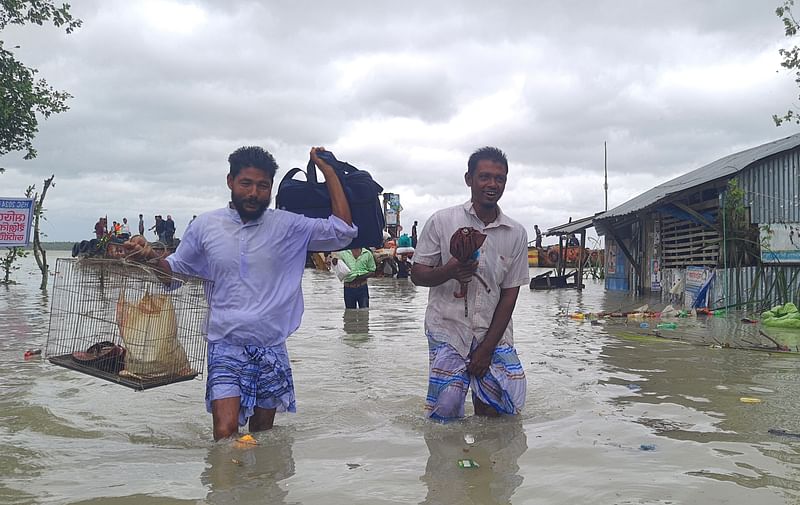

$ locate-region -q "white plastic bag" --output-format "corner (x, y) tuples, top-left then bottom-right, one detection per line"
(333, 257), (351, 282)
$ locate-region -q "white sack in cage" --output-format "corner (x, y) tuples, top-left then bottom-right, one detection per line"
(116, 289), (193, 378)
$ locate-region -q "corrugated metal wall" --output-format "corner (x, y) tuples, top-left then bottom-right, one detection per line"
(737, 148), (800, 224)
(661, 266), (799, 310)
(710, 266), (800, 310)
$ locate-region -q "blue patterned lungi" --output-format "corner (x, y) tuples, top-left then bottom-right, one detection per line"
(206, 342), (296, 426)
(425, 332), (526, 421)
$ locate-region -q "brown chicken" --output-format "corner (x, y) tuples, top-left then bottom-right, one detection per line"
(449, 227), (491, 316)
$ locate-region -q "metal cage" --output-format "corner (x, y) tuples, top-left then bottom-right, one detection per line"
(45, 258), (212, 390)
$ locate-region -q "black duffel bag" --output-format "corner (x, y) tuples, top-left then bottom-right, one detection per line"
(275, 150), (385, 250)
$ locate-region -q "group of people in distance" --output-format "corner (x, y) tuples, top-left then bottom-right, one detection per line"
(124, 145), (528, 440)
(94, 214), (179, 246)
(94, 217), (131, 240)
(148, 214), (177, 245)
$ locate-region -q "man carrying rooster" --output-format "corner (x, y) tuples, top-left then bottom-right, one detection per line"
(411, 146), (529, 420)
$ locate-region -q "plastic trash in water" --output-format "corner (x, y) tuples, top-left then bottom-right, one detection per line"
(639, 444), (656, 451)
(739, 397), (762, 404)
(457, 459), (480, 469)
(235, 434), (258, 447)
(464, 434), (475, 445)
(639, 322), (649, 329)
(626, 384), (642, 392)
(656, 322), (677, 330)
(713, 309), (727, 317)
(23, 349), (42, 360)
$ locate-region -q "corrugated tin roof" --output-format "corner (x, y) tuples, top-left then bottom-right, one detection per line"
(596, 133), (800, 221)
(545, 215), (596, 236)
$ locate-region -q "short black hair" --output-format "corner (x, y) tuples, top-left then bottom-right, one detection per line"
(467, 146), (508, 176)
(228, 146), (279, 179)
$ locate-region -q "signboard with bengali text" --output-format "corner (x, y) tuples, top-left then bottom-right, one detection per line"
(0, 198), (34, 247)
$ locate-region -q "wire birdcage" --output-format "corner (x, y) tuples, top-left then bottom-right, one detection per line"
(46, 257), (212, 390)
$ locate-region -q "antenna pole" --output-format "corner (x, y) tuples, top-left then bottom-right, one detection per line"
(604, 141), (608, 211)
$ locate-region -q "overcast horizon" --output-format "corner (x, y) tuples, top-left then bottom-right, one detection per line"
(2, 0), (800, 244)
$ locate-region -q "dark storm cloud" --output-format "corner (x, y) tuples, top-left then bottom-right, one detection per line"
(1, 0), (799, 240)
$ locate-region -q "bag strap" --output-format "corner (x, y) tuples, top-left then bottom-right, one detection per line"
(310, 150), (360, 183)
(280, 152), (359, 186)
(280, 167), (308, 185)
(306, 159), (319, 184)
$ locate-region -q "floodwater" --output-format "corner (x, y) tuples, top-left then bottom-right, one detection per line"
(2, 251), (800, 504)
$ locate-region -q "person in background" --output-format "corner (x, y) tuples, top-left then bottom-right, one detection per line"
(150, 215), (166, 242)
(124, 146), (356, 441)
(94, 217), (105, 239)
(339, 247), (376, 308)
(567, 233), (579, 247)
(534, 224), (542, 248)
(138, 214), (145, 236)
(121, 217), (131, 239)
(148, 215), (160, 239)
(411, 146), (529, 421)
(164, 215), (176, 245)
(396, 254), (411, 279)
(411, 220), (418, 248)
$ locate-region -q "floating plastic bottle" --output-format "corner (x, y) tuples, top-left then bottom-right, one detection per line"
(639, 322), (649, 329)
(656, 322), (677, 330)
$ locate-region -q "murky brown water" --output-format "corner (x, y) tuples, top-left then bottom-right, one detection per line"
(2, 252), (799, 504)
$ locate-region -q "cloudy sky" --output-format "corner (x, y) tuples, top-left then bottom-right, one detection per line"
(2, 0), (800, 244)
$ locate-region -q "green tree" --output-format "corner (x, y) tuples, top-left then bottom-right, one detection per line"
(1, 246), (27, 284)
(775, 1), (800, 125)
(0, 1), (81, 170)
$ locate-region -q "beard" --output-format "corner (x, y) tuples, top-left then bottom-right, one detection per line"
(231, 191), (270, 222)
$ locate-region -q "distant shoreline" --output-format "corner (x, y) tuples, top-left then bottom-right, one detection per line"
(20, 242), (77, 251)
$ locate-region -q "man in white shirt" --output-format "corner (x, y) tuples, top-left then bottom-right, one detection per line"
(411, 146), (529, 420)
(120, 217), (131, 238)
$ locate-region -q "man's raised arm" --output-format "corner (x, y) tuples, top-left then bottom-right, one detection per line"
(310, 147), (353, 226)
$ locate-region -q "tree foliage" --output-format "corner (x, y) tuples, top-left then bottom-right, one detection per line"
(1, 246), (27, 284)
(0, 1), (81, 165)
(775, 0), (800, 125)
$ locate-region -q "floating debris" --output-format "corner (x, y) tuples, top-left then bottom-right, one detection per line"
(235, 434), (258, 446)
(768, 428), (800, 439)
(457, 459), (480, 469)
(739, 397), (762, 404)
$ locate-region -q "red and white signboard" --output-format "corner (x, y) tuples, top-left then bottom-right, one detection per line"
(0, 198), (35, 247)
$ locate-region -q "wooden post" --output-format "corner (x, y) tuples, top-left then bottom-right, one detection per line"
(577, 230), (586, 291)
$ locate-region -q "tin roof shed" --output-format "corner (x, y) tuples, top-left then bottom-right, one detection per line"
(597, 133), (800, 221)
